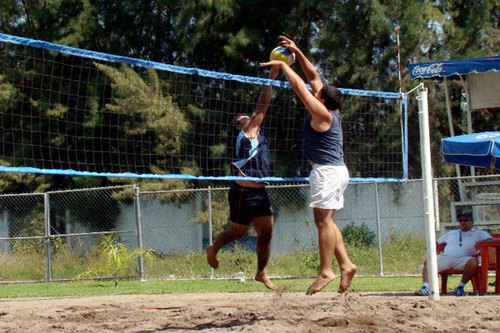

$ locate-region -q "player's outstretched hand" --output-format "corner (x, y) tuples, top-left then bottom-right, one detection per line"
(279, 35), (299, 53)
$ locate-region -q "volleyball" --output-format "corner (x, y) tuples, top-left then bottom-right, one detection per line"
(270, 46), (295, 65)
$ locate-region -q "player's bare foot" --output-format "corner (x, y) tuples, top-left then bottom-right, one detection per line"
(306, 272), (336, 295)
(206, 246), (219, 269)
(337, 264), (357, 293)
(255, 272), (278, 291)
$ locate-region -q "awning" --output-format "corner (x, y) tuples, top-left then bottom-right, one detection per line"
(409, 56), (500, 80)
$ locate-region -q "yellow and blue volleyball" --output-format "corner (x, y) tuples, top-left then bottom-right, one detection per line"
(270, 46), (295, 65)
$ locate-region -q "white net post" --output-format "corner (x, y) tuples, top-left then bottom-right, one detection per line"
(416, 85), (439, 300)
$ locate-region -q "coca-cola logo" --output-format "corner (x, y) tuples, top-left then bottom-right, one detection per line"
(412, 63), (444, 76)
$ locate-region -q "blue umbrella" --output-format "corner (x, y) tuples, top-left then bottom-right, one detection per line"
(441, 132), (500, 169)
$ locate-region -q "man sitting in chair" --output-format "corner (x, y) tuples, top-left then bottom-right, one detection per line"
(415, 213), (494, 296)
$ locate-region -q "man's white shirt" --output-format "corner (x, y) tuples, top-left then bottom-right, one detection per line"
(438, 229), (492, 257)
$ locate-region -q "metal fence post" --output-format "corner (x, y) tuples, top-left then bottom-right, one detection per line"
(44, 192), (52, 282)
(374, 182), (384, 276)
(134, 185), (145, 281)
(208, 186), (214, 279)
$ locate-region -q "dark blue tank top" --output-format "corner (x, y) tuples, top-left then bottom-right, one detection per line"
(303, 109), (345, 165)
(231, 129), (270, 178)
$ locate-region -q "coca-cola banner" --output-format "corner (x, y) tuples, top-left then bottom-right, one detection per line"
(409, 56), (500, 109)
(408, 56), (500, 79)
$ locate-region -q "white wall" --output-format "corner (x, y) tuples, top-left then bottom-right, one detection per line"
(116, 198), (203, 254)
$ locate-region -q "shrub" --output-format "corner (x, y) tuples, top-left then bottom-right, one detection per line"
(77, 235), (153, 286)
(342, 222), (375, 247)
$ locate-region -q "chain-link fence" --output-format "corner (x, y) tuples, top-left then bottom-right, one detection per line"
(1, 176), (499, 283)
(0, 185), (138, 283)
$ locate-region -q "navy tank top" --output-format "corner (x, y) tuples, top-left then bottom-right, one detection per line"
(303, 109), (345, 166)
(231, 129), (271, 178)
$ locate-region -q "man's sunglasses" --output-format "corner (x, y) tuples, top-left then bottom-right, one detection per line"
(458, 219), (472, 222)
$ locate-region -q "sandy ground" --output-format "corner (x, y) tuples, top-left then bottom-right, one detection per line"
(0, 292), (499, 332)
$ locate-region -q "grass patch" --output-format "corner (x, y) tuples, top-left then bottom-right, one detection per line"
(0, 275), (490, 299)
(0, 276), (422, 299)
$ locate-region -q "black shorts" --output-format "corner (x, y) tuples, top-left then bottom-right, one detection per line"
(228, 183), (273, 225)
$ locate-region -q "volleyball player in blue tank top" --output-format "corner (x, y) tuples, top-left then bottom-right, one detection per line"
(261, 36), (358, 295)
(206, 66), (279, 291)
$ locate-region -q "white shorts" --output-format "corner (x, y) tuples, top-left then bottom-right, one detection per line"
(437, 255), (475, 271)
(309, 164), (349, 209)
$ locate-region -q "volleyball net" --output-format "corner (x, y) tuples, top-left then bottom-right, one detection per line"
(0, 33), (407, 182)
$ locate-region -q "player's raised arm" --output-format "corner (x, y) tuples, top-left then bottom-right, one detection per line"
(260, 60), (332, 132)
(279, 35), (324, 95)
(243, 66), (279, 137)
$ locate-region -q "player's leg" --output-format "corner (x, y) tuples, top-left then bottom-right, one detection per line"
(207, 183), (251, 268)
(306, 164), (351, 294)
(253, 215), (278, 291)
(332, 222), (358, 293)
(306, 207), (337, 295)
(206, 221), (249, 269)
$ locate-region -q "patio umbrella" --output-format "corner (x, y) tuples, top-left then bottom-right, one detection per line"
(441, 132), (500, 169)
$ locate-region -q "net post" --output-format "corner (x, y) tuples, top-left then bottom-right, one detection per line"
(399, 95), (409, 179)
(416, 85), (439, 300)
